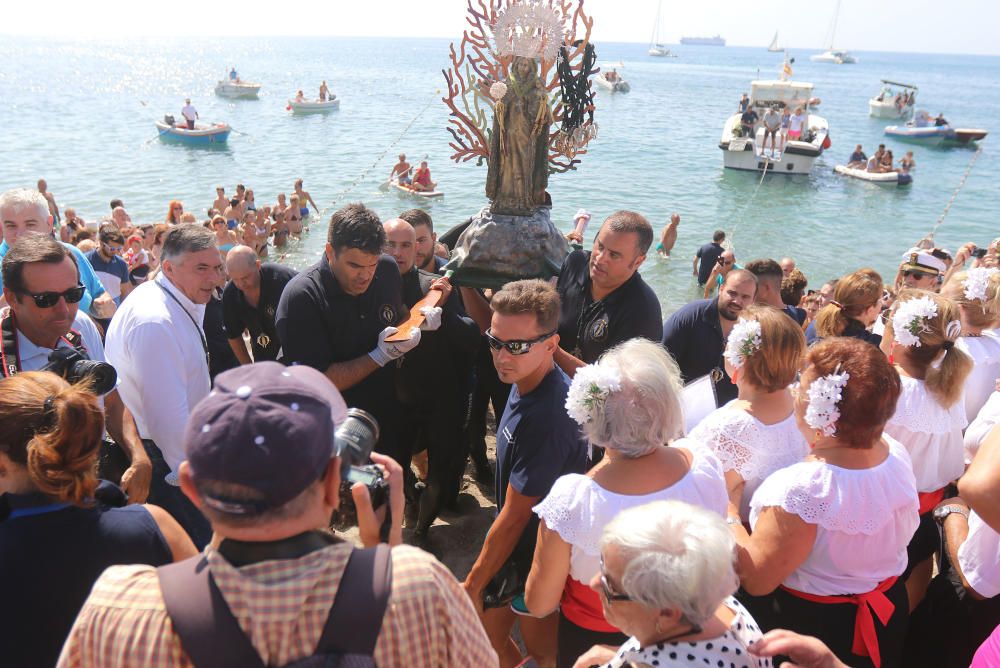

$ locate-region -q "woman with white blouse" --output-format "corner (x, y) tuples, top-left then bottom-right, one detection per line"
(524, 338), (728, 668)
(880, 289), (972, 611)
(939, 268), (1000, 422)
(689, 305), (808, 523)
(731, 337), (919, 668)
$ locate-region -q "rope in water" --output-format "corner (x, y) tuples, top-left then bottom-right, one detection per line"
(926, 145), (983, 241)
(725, 152), (771, 250)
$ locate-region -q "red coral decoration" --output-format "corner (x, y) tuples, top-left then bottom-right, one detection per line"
(442, 0), (596, 174)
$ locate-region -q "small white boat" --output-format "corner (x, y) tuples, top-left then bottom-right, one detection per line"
(834, 164), (912, 185)
(392, 182), (444, 199)
(155, 120), (231, 145)
(648, 45), (677, 57)
(595, 65), (630, 93)
(767, 32), (783, 52)
(215, 79), (262, 99)
(869, 80), (917, 119)
(288, 97), (340, 114)
(811, 49), (857, 64)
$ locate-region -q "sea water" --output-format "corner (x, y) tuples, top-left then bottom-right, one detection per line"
(1, 35), (997, 314)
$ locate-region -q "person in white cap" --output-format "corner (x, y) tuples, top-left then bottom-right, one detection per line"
(897, 248), (947, 291)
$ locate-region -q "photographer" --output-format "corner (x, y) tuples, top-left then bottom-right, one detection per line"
(59, 362), (497, 667)
(1, 232), (152, 503)
(0, 371), (195, 668)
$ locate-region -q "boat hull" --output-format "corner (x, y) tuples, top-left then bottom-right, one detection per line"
(834, 165), (912, 185)
(392, 182), (443, 198)
(719, 109), (828, 175)
(214, 81), (261, 99)
(869, 99), (913, 119)
(595, 75), (630, 93)
(648, 47), (677, 57)
(811, 51), (857, 64)
(155, 122), (231, 145)
(289, 98), (340, 114)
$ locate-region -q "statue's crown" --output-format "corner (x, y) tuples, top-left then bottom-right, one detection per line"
(492, 2), (565, 62)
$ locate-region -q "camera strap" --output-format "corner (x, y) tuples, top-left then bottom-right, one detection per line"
(156, 283), (210, 369)
(0, 308), (85, 378)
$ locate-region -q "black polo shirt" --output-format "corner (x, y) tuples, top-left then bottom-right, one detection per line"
(275, 255), (406, 457)
(695, 242), (724, 285)
(555, 250), (663, 364)
(661, 297), (737, 406)
(222, 263), (298, 362)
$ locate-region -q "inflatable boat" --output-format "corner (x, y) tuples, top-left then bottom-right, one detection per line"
(834, 164), (912, 185)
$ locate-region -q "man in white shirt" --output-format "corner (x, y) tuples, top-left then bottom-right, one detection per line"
(106, 225), (224, 548)
(181, 98), (198, 130)
(1, 232), (151, 503)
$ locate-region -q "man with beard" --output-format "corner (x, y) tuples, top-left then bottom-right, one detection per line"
(398, 208), (445, 273)
(383, 218), (478, 542)
(661, 269), (757, 406)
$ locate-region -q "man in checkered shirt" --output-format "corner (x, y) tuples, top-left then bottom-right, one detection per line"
(57, 362), (497, 667)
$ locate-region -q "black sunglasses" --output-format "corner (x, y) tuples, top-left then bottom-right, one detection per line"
(599, 557), (632, 602)
(18, 284), (86, 308)
(485, 329), (556, 356)
(902, 269), (933, 280)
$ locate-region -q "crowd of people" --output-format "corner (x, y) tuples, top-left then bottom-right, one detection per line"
(1, 180), (998, 668)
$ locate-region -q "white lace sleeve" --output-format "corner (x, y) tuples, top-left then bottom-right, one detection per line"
(689, 411), (760, 481)
(532, 474), (593, 547)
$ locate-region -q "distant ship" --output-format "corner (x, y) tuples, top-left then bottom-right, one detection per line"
(680, 35), (726, 46)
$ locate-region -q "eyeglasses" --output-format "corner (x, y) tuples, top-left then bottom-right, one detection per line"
(17, 284), (86, 308)
(485, 329), (556, 356)
(103, 244), (124, 254)
(599, 558), (632, 602)
(902, 269), (933, 280)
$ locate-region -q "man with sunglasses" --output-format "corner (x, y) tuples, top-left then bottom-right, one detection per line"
(897, 249), (946, 292)
(0, 233), (152, 505)
(463, 279), (587, 667)
(85, 223), (132, 306)
(0, 187), (113, 318)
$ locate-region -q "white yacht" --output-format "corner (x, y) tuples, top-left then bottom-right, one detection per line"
(648, 0), (677, 57)
(719, 65), (829, 174)
(869, 80), (917, 119)
(810, 0), (857, 64)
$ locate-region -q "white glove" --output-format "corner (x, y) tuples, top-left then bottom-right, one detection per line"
(419, 306), (443, 331)
(369, 326), (421, 367)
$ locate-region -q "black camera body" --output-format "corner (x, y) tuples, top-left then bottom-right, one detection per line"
(42, 348), (117, 395)
(334, 408), (388, 508)
(972, 247), (989, 259)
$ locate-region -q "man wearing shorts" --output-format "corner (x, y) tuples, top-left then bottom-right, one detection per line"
(761, 105), (782, 157)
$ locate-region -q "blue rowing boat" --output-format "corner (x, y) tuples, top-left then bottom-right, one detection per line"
(155, 121), (231, 145)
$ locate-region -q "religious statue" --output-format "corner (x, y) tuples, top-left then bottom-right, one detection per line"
(485, 56), (553, 216)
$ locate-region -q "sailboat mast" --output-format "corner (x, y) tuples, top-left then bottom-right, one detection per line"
(829, 0), (841, 48)
(651, 0), (662, 46)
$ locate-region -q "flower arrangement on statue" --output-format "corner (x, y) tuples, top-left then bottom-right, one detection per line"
(723, 318), (762, 370)
(892, 296), (939, 347)
(963, 267), (1000, 303)
(804, 367), (850, 437)
(565, 364), (622, 425)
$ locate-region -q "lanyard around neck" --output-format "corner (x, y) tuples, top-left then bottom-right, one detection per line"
(157, 282), (210, 369)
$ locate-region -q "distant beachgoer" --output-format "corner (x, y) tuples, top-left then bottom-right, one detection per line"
(165, 200), (184, 225)
(657, 212), (680, 257)
(787, 106), (806, 141)
(271, 211), (290, 248)
(780, 256), (796, 277)
(900, 151), (916, 173)
(211, 216), (239, 258)
(294, 89), (305, 102)
(693, 229), (726, 285)
(293, 178), (318, 216)
(212, 186), (228, 216)
(779, 107), (791, 151)
(273, 192), (287, 219)
(285, 195), (304, 235)
(412, 161), (436, 192)
(761, 105), (781, 156)
(740, 106), (759, 138)
(848, 144), (867, 168)
(876, 149), (895, 173)
(36, 179), (60, 226)
(319, 80), (330, 101)
(391, 153), (412, 185)
(180, 99), (198, 130)
(223, 198), (241, 230)
(704, 249), (739, 299)
(866, 144), (886, 172)
(739, 92), (750, 113)
(935, 112), (950, 127)
(229, 66), (238, 81)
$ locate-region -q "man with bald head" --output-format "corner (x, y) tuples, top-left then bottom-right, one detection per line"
(0, 187), (112, 317)
(222, 245), (297, 364)
(383, 217), (479, 543)
(111, 206), (131, 234)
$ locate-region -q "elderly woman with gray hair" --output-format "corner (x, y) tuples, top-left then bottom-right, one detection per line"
(570, 500), (770, 668)
(524, 338), (728, 667)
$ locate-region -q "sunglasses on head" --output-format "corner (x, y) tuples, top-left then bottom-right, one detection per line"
(18, 284), (86, 308)
(485, 329), (555, 355)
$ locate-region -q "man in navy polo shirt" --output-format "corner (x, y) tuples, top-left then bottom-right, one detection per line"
(693, 229), (726, 286)
(275, 203), (441, 466)
(662, 269), (757, 407)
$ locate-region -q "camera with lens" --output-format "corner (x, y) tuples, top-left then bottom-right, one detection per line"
(42, 348), (118, 396)
(972, 246), (989, 259)
(333, 408), (388, 509)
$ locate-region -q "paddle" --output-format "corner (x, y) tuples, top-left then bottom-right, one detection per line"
(385, 271), (454, 342)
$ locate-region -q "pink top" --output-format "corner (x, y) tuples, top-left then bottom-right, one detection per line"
(971, 624), (1000, 668)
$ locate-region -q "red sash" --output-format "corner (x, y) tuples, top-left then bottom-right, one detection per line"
(560, 576), (620, 633)
(780, 576), (898, 668)
(917, 487), (946, 516)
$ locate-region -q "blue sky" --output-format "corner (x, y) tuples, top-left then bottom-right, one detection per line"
(6, 0), (998, 56)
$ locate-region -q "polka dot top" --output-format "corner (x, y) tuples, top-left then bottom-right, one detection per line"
(599, 597), (771, 668)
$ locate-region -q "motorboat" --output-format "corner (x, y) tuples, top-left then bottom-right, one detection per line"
(869, 80), (917, 119)
(648, 1), (678, 57)
(885, 111), (988, 147)
(680, 35), (725, 46)
(595, 64), (630, 93)
(767, 32), (783, 52)
(155, 119), (231, 145)
(287, 96), (340, 114)
(810, 0), (857, 63)
(719, 63), (830, 174)
(214, 79), (262, 99)
(834, 164), (912, 186)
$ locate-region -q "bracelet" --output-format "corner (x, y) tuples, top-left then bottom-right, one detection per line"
(726, 516), (743, 526)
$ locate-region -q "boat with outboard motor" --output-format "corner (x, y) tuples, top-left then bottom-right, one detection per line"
(834, 164), (912, 186)
(885, 111), (988, 147)
(719, 60), (830, 174)
(595, 64), (630, 93)
(214, 79), (261, 99)
(869, 80), (917, 119)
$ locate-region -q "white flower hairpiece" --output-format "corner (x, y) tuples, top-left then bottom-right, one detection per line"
(724, 318), (762, 370)
(963, 267), (1000, 302)
(565, 364), (622, 426)
(804, 367), (850, 437)
(891, 296), (939, 348)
